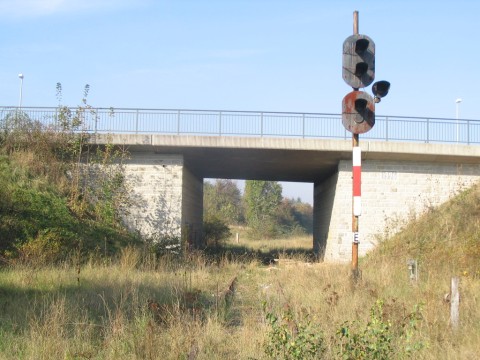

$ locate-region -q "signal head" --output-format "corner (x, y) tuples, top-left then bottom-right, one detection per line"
(372, 81), (390, 103)
(342, 34), (375, 89)
(342, 90), (375, 134)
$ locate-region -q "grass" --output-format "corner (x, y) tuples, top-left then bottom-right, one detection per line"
(221, 227), (314, 265)
(1, 218), (479, 360)
(228, 232), (312, 251)
(0, 253), (259, 359)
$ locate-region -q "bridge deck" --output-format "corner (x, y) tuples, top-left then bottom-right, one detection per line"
(92, 134), (480, 182)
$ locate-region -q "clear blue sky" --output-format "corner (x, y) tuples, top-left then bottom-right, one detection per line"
(1, 0), (478, 203)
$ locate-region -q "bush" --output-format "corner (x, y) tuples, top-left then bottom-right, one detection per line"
(0, 152), (139, 264)
(264, 303), (325, 360)
(147, 235), (182, 256)
(15, 228), (77, 266)
(203, 216), (231, 248)
(335, 300), (425, 359)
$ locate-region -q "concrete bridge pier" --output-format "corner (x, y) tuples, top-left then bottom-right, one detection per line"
(121, 152), (204, 250)
(314, 159), (480, 262)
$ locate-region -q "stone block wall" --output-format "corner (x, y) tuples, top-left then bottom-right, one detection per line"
(121, 153), (184, 241)
(315, 160), (480, 262)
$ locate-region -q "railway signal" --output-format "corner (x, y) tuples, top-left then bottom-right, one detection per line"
(341, 19), (390, 134)
(341, 11), (390, 280)
(342, 34), (375, 90)
(342, 90), (375, 134)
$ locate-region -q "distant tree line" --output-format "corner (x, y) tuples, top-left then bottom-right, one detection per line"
(203, 179), (313, 240)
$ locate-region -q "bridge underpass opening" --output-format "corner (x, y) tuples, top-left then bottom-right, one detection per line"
(203, 178), (314, 257)
(95, 134), (480, 262)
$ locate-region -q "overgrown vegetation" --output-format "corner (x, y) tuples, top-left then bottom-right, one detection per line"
(0, 85), (139, 264)
(367, 182), (480, 278)
(263, 303), (325, 359)
(204, 179), (244, 225)
(0, 220), (477, 359)
(0, 181), (479, 358)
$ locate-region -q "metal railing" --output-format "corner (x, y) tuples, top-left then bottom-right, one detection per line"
(1, 106), (480, 145)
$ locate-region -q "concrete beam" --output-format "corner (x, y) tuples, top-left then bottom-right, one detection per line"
(91, 134), (480, 182)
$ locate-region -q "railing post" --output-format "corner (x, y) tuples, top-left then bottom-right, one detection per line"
(467, 119), (470, 145)
(261, 112), (264, 137)
(55, 108), (58, 132)
(426, 118), (430, 143)
(219, 111), (222, 136)
(385, 116), (389, 141)
(302, 113), (305, 138)
(95, 109), (98, 133)
(177, 110), (181, 135)
(135, 109), (139, 134)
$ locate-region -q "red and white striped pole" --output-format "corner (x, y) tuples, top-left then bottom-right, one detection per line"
(352, 139), (361, 278)
(353, 146), (362, 218)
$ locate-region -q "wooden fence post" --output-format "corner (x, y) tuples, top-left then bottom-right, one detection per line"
(450, 277), (460, 330)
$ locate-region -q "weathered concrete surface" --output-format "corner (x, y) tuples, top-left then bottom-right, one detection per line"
(315, 160), (480, 262)
(181, 164), (204, 248)
(121, 154), (184, 241)
(92, 134), (480, 261)
(92, 134), (480, 181)
(120, 153), (203, 250)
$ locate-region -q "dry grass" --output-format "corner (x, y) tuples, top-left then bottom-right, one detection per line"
(1, 184), (479, 359)
(1, 244), (478, 359)
(227, 232), (313, 251)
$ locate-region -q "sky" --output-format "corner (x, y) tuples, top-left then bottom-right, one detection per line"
(1, 0), (479, 203)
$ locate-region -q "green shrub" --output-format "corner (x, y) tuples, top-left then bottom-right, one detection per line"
(147, 235), (182, 256)
(335, 300), (425, 359)
(203, 216), (231, 248)
(264, 303), (325, 360)
(15, 228), (77, 265)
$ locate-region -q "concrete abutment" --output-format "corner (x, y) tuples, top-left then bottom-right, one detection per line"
(314, 159), (480, 262)
(121, 153), (203, 250)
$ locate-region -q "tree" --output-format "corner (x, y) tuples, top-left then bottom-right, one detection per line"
(204, 179), (243, 225)
(276, 198), (313, 236)
(291, 200), (313, 234)
(243, 180), (282, 238)
(203, 216), (232, 248)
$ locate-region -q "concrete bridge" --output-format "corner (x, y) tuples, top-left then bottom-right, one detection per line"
(93, 133), (480, 262)
(4, 106), (480, 262)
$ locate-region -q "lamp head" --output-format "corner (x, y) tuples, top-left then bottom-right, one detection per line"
(372, 80), (390, 103)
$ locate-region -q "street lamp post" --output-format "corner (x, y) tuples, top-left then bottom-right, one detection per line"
(455, 98), (462, 142)
(18, 73), (24, 109)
